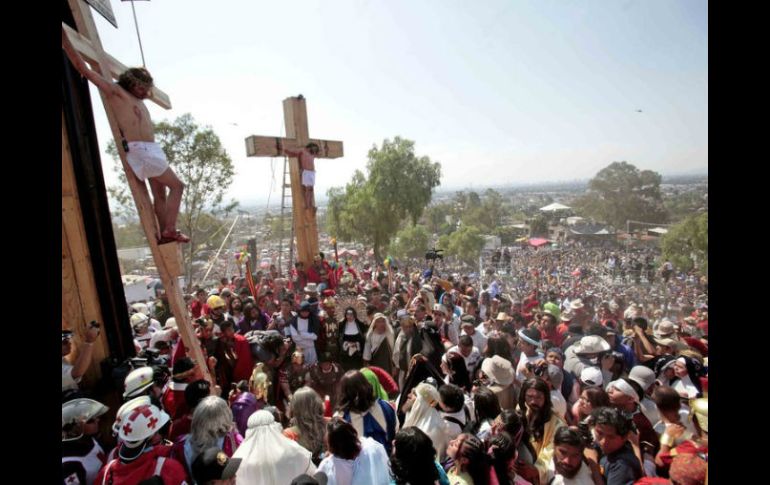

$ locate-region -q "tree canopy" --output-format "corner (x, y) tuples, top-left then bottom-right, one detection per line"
(438, 225), (485, 266)
(390, 224), (431, 260)
(325, 137), (441, 260)
(575, 161), (668, 229)
(107, 113), (238, 283)
(661, 212), (708, 274)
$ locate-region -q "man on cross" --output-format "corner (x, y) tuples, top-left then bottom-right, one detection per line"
(283, 142), (320, 212)
(62, 27), (189, 244)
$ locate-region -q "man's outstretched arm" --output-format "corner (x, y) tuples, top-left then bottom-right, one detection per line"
(62, 26), (119, 96)
(283, 147), (302, 157)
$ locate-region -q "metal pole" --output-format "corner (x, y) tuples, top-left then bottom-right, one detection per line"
(130, 0), (147, 67)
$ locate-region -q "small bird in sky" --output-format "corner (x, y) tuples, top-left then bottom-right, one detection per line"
(635, 109), (643, 113)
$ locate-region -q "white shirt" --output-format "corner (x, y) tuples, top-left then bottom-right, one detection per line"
(545, 459), (595, 485)
(460, 328), (488, 353)
(289, 317), (318, 365)
(445, 345), (481, 374)
(317, 437), (390, 485)
(515, 353), (544, 384)
(551, 390), (567, 420)
(327, 456), (354, 485)
(62, 358), (80, 392)
(653, 408), (696, 439)
(441, 409), (468, 440)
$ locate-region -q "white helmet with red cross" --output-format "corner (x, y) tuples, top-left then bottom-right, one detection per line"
(123, 366), (156, 399)
(117, 403), (170, 443)
(112, 396), (151, 435)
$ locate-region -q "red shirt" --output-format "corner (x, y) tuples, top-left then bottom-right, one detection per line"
(161, 383), (189, 421)
(94, 446), (188, 485)
(190, 300), (209, 318)
(541, 327), (564, 347)
(168, 415), (192, 443)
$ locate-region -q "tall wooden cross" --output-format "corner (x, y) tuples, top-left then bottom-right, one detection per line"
(63, 0), (212, 384)
(245, 96), (344, 269)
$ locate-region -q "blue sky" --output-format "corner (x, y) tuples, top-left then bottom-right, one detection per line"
(86, 0), (707, 206)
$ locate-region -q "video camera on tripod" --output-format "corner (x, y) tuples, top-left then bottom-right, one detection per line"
(425, 247), (444, 262)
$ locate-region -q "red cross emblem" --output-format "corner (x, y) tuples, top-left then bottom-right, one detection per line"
(147, 416), (159, 429)
(129, 405), (154, 421)
(122, 423), (133, 435)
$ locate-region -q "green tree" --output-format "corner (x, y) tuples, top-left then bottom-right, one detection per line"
(423, 202), (453, 233)
(438, 225), (485, 266)
(113, 221), (148, 248)
(262, 212), (292, 242)
(529, 214), (549, 237)
(661, 212), (708, 274)
(326, 137), (442, 260)
(664, 189), (708, 223)
(492, 225), (524, 245)
(575, 161), (668, 229)
(107, 113), (238, 283)
(390, 224), (431, 260)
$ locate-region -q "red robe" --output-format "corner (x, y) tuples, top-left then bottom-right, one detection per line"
(232, 333), (254, 382)
(161, 382), (189, 421)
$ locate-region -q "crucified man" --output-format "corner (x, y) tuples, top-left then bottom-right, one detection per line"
(62, 27), (189, 244)
(283, 142), (320, 213)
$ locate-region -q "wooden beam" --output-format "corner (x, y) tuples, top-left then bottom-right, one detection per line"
(158, 243), (184, 278)
(282, 97), (320, 267)
(67, 0), (212, 385)
(245, 135), (343, 159)
(62, 111), (108, 383)
(62, 22), (172, 110)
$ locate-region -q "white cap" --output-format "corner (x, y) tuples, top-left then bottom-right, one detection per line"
(580, 366), (603, 387)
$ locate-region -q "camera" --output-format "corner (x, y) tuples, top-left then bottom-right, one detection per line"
(577, 418), (594, 446)
(527, 361), (548, 377)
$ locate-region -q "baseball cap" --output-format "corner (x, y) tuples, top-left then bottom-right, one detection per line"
(580, 366), (603, 388)
(192, 447), (242, 484)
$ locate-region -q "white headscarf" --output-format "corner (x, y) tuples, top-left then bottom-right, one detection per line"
(403, 383), (450, 458)
(366, 313), (395, 356)
(234, 410), (316, 484)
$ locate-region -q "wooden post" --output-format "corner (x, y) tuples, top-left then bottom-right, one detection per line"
(62, 112), (108, 382)
(244, 96), (343, 269)
(64, 0), (211, 384)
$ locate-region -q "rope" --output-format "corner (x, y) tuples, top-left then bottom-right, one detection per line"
(128, 0), (147, 67)
(199, 215), (240, 285)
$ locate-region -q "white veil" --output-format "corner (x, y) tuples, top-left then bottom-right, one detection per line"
(233, 410), (316, 484)
(402, 383), (450, 457)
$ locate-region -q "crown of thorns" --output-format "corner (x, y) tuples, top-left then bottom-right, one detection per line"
(120, 68), (154, 87)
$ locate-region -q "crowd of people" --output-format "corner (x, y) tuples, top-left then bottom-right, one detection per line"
(62, 246), (708, 485)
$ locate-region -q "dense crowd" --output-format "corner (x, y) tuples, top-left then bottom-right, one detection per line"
(62, 246), (708, 485)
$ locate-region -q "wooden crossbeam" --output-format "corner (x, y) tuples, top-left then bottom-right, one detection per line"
(245, 136), (343, 159)
(62, 23), (171, 110)
(65, 0), (211, 386)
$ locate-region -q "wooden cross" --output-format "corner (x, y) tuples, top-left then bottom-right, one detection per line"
(63, 0), (212, 385)
(245, 96), (344, 269)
